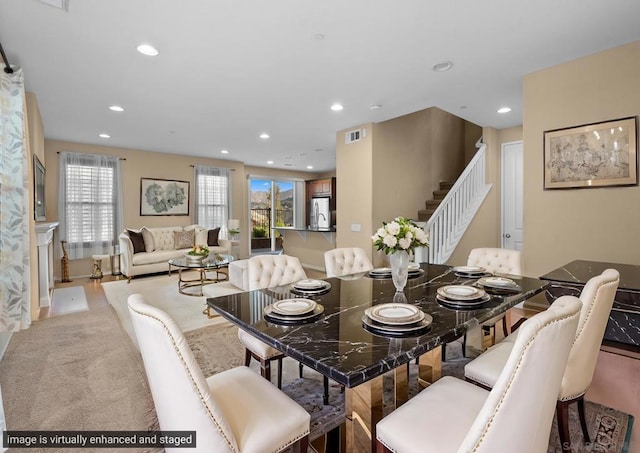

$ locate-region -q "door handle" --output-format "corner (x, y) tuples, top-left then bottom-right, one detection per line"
(505, 233), (511, 238)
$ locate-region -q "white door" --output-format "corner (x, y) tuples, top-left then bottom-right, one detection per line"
(501, 141), (524, 251)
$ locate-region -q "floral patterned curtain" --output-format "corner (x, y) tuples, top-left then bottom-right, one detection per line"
(0, 67), (31, 333)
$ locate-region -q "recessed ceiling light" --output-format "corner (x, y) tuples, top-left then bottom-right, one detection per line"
(460, 105), (468, 110)
(260, 133), (270, 139)
(99, 133), (110, 139)
(432, 61), (453, 72)
(313, 33), (325, 40)
(267, 160), (274, 165)
(497, 106), (512, 114)
(330, 103), (344, 112)
(370, 104), (381, 111)
(109, 105), (124, 112)
(137, 44), (159, 56)
(306, 165), (314, 169)
(220, 149), (229, 154)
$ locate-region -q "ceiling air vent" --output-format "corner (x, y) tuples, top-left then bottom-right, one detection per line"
(345, 128), (366, 144)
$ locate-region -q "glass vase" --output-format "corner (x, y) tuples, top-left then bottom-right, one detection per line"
(389, 250), (410, 293)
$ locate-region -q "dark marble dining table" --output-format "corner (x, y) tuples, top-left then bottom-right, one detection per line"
(206, 263), (549, 452)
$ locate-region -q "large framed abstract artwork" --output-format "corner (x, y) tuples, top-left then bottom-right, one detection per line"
(544, 116), (637, 189)
(140, 178), (190, 216)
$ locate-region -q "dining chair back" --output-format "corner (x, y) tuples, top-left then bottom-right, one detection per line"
(247, 254), (307, 290)
(460, 295), (581, 452)
(128, 294), (310, 453)
(376, 295), (581, 453)
(467, 247), (522, 276)
(464, 268), (620, 452)
(324, 247), (373, 278)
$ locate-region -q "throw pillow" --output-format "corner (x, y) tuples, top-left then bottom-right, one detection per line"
(127, 229), (146, 254)
(207, 228), (220, 246)
(174, 230), (195, 249)
(141, 227), (155, 252)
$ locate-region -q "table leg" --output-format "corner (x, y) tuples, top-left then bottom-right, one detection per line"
(345, 375), (383, 453)
(417, 345), (442, 389)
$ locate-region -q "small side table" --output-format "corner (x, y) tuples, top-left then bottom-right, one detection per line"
(91, 254), (109, 279)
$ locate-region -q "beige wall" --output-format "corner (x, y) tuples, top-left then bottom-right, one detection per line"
(43, 141), (314, 277)
(336, 123), (375, 259)
(523, 41), (640, 276)
(336, 108), (477, 267)
(26, 93), (45, 320)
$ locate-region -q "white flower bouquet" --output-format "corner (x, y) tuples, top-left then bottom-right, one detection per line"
(371, 216), (429, 254)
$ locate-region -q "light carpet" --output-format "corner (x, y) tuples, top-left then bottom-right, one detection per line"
(102, 274), (242, 348)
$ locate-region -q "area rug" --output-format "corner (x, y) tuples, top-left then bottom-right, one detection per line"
(49, 286), (89, 316)
(102, 273), (242, 348)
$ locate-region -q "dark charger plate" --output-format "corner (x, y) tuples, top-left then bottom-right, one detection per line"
(361, 314), (433, 338)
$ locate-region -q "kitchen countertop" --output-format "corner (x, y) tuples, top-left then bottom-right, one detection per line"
(273, 226), (337, 233)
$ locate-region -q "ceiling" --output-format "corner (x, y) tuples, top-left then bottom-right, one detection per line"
(2, 0), (640, 173)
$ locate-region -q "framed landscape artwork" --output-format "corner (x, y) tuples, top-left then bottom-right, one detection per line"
(544, 116), (638, 189)
(140, 178), (190, 216)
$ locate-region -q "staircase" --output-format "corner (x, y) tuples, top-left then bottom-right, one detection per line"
(413, 143), (492, 265)
(418, 181), (454, 222)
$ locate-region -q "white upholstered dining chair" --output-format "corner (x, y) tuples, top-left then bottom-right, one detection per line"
(468, 247), (523, 343)
(238, 254), (307, 388)
(376, 295), (581, 453)
(324, 247), (373, 278)
(128, 294), (310, 453)
(443, 247), (523, 360)
(464, 268), (619, 452)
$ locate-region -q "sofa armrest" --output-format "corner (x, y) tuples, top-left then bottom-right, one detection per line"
(218, 238), (232, 255)
(119, 233), (134, 277)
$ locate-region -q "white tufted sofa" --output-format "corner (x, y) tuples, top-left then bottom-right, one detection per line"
(119, 225), (231, 281)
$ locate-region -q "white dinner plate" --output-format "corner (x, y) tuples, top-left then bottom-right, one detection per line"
(437, 285), (485, 301)
(452, 265), (486, 274)
(369, 267), (392, 275)
(436, 294), (491, 308)
(271, 298), (317, 316)
(264, 304), (324, 323)
(477, 276), (518, 288)
(365, 303), (425, 325)
(293, 279), (327, 289)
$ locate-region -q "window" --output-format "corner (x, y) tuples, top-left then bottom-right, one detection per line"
(58, 152), (123, 259)
(194, 166), (231, 229)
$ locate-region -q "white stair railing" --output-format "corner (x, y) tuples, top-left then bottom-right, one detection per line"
(414, 144), (492, 264)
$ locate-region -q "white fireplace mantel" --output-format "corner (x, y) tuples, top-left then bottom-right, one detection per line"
(35, 221), (59, 308)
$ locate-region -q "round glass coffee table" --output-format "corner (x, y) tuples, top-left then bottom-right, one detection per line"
(168, 254), (234, 297)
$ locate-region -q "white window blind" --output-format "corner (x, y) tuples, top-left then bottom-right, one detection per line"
(58, 152), (123, 259)
(194, 166), (231, 229)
